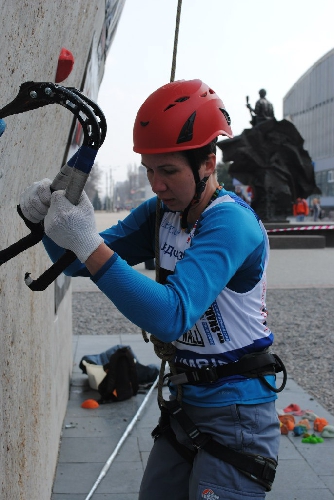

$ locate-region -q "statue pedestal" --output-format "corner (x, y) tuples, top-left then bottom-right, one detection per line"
(264, 223), (334, 248)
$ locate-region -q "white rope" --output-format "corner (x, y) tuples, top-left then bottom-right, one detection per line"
(84, 376), (159, 500)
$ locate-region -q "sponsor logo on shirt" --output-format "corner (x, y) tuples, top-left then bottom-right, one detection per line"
(201, 302), (230, 343)
(177, 324), (204, 347)
(201, 488), (220, 499)
(160, 217), (181, 236)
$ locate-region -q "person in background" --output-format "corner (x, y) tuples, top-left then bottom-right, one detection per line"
(20, 79), (282, 499)
(312, 197), (321, 222)
(234, 185), (249, 203)
(293, 197), (309, 222)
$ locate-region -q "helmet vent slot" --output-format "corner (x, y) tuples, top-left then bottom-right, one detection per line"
(200, 92), (207, 97)
(220, 108), (231, 125)
(140, 121), (149, 127)
(176, 111), (196, 144)
(174, 96), (189, 102)
(164, 104), (176, 111)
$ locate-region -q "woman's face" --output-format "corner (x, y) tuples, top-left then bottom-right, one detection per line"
(141, 152), (196, 211)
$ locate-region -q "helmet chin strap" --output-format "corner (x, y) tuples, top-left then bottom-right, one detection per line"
(180, 175), (209, 229)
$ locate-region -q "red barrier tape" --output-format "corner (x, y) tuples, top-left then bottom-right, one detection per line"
(267, 225), (334, 233)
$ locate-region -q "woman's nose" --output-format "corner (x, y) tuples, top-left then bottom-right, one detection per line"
(150, 173), (167, 193)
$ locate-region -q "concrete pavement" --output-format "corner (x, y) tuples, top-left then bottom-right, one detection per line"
(51, 211), (334, 499)
(51, 329), (334, 500)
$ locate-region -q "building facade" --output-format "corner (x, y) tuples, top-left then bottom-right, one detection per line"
(283, 48), (334, 213)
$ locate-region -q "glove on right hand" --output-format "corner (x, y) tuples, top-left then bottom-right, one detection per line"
(20, 178), (52, 223)
(44, 190), (103, 263)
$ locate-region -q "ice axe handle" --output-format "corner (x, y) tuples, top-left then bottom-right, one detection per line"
(24, 249), (77, 291)
(63, 145), (97, 205)
(24, 146), (97, 290)
(0, 206), (44, 266)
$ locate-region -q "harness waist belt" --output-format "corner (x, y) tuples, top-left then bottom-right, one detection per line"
(169, 351), (283, 385)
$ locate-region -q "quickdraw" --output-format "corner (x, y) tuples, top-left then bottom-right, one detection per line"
(0, 81), (107, 291)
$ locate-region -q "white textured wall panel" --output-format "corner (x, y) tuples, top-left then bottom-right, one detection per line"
(0, 1), (106, 498)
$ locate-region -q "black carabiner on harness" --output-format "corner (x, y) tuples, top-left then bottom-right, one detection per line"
(0, 81), (107, 290)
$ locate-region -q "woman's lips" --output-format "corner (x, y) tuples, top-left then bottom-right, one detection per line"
(160, 198), (175, 204)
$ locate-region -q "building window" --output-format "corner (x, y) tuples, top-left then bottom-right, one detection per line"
(328, 170), (334, 183)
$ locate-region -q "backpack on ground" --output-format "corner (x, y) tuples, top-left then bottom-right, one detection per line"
(97, 346), (139, 403)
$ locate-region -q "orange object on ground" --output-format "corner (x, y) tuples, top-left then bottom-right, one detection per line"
(280, 424), (289, 435)
(298, 418), (311, 430)
(81, 399), (99, 409)
(279, 414), (295, 431)
(314, 417), (329, 432)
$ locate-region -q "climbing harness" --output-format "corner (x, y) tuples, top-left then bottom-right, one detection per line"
(152, 400), (278, 492)
(149, 350), (286, 491)
(0, 81), (107, 290)
(167, 350), (287, 393)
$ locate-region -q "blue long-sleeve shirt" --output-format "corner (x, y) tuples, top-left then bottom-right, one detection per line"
(44, 189), (277, 407)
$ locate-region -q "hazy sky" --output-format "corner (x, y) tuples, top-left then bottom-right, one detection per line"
(96, 0), (334, 185)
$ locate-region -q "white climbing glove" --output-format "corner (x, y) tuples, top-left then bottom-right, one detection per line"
(20, 178), (52, 223)
(44, 190), (104, 263)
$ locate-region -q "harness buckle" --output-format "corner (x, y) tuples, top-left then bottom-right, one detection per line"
(255, 455), (277, 481)
(200, 365), (218, 383)
(241, 454), (277, 490)
(192, 432), (211, 450)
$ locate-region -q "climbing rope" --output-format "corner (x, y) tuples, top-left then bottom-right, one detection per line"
(141, 0), (183, 405)
(170, 0), (183, 83)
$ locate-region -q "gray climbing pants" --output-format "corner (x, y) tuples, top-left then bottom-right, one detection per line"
(139, 401), (280, 500)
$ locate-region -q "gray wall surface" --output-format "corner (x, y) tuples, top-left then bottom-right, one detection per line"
(0, 1), (107, 498)
(283, 48), (334, 208)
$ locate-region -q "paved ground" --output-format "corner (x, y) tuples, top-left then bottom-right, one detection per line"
(51, 211), (334, 499)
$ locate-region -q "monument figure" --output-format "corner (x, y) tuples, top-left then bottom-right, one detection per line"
(218, 90), (321, 222)
(246, 89), (275, 127)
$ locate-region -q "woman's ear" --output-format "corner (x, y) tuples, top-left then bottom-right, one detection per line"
(203, 153), (216, 176)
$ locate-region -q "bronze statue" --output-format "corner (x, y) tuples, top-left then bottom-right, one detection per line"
(218, 92), (321, 222)
(246, 89), (275, 127)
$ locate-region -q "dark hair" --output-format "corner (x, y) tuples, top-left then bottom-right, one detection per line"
(180, 138), (217, 173)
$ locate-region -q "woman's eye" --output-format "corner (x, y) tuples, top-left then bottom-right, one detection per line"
(163, 169), (177, 175)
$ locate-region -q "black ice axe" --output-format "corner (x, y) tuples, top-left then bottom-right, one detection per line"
(0, 81), (107, 290)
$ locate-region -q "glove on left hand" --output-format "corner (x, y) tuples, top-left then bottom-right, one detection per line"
(44, 190), (103, 263)
(20, 178), (52, 223)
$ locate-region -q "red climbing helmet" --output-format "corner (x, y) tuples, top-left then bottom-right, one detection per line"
(133, 79), (233, 154)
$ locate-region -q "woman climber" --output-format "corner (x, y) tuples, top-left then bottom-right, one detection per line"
(20, 79), (282, 500)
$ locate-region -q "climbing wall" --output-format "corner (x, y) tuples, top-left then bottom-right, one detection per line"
(0, 1), (123, 498)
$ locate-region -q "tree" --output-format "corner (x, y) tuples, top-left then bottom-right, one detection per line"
(92, 191), (102, 210)
(216, 161), (234, 191)
(84, 162), (102, 202)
